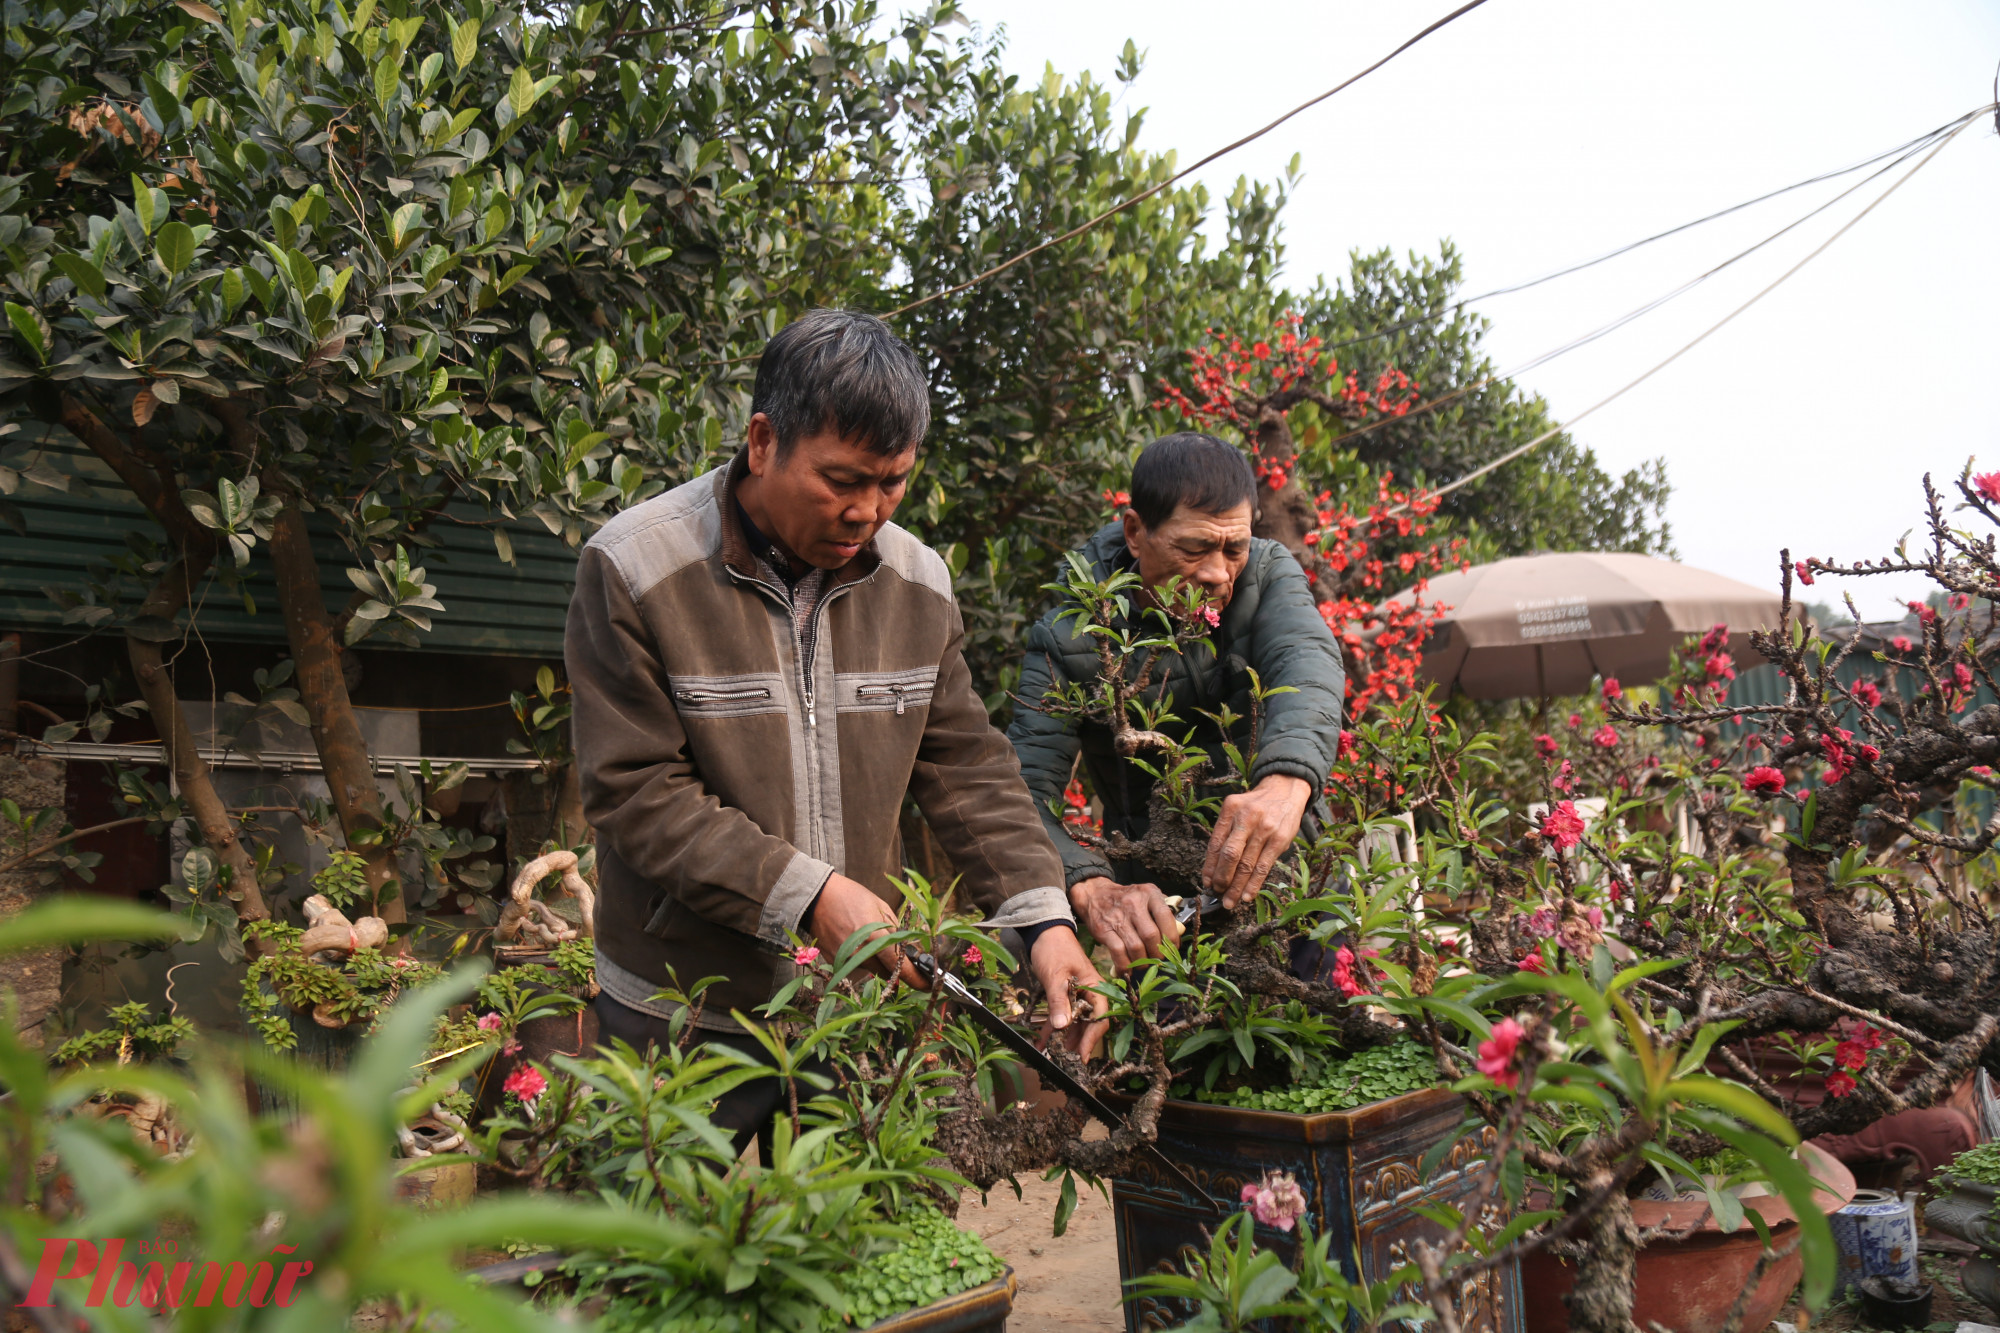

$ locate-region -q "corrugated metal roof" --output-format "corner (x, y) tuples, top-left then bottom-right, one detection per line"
(1, 435), (577, 657)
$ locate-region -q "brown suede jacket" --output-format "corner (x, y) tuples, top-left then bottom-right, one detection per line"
(566, 453), (1071, 1029)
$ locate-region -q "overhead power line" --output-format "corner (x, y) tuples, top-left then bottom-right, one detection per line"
(1383, 109), (1989, 517)
(881, 0), (1493, 319)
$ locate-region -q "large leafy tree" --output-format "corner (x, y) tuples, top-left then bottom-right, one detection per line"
(0, 0), (943, 924)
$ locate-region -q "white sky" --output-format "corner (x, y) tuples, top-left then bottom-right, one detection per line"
(988, 0), (2000, 618)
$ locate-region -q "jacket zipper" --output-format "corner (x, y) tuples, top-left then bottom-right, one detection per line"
(856, 683), (912, 715)
(674, 686), (772, 705)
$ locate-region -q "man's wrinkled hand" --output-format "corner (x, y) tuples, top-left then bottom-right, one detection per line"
(1070, 876), (1183, 972)
(1202, 773), (1313, 908)
(1030, 926), (1108, 1060)
(809, 872), (924, 987)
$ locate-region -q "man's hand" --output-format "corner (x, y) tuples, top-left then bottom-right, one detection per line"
(1070, 876), (1183, 972)
(1202, 773), (1313, 908)
(809, 872), (924, 987)
(1030, 926), (1108, 1060)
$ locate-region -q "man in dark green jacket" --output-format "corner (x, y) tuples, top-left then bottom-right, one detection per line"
(1006, 432), (1347, 971)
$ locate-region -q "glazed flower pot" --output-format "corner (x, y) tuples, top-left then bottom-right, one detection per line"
(1922, 1174), (2000, 1320)
(861, 1267), (1016, 1333)
(1110, 1087), (1523, 1333)
(1520, 1142), (1856, 1333)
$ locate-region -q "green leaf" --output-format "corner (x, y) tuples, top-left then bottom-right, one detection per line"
(4, 303), (47, 364)
(1051, 1170), (1078, 1238)
(508, 64), (536, 116)
(155, 220), (196, 276)
(1666, 1076), (1798, 1145)
(452, 17), (479, 70)
(1706, 1122), (1838, 1310)
(0, 899), (185, 955)
(374, 48), (405, 108)
(52, 253), (107, 300)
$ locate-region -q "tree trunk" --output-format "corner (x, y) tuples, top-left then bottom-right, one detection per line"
(126, 551), (270, 927)
(1248, 405), (1324, 586)
(266, 496), (404, 922)
(1564, 1181), (1641, 1333)
(554, 759), (591, 849)
(56, 393), (271, 932)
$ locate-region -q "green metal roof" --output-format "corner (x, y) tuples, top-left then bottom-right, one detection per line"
(2, 435), (578, 658)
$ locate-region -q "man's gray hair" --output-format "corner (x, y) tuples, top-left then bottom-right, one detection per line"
(751, 309), (930, 457)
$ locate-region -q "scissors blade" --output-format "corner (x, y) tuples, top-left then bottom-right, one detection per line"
(1174, 892), (1224, 929)
(936, 972), (1217, 1208)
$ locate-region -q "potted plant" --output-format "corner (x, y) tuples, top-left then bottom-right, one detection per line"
(1924, 1142), (2000, 1319)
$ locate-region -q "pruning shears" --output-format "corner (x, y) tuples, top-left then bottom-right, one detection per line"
(911, 951), (1218, 1209)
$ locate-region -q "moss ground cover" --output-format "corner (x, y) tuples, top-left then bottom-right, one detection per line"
(834, 1205), (1005, 1328)
(1187, 1039), (1439, 1114)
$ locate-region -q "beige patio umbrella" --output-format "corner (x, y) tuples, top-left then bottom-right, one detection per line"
(1386, 552), (1784, 700)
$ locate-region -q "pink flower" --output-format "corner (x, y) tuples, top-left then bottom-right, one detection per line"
(1337, 729), (1356, 760)
(1704, 653), (1736, 682)
(1200, 604), (1221, 628)
(478, 1012), (505, 1031)
(1853, 681), (1882, 708)
(1834, 1040), (1868, 1072)
(1975, 472), (2000, 504)
(963, 945), (982, 968)
(1552, 759), (1575, 793)
(1950, 593), (1971, 611)
(1477, 1018), (1525, 1090)
(793, 945), (821, 966)
(1857, 742), (1880, 764)
(1890, 636), (1914, 653)
(1601, 677), (1622, 701)
(1533, 733), (1558, 758)
(1744, 767), (1787, 795)
(503, 1065), (548, 1105)
(1567, 713), (1582, 729)
(1955, 663), (1975, 692)
(1539, 800), (1586, 851)
(1700, 624), (1730, 654)
(1584, 905), (1604, 930)
(1239, 1171), (1308, 1232)
(1794, 561), (1815, 587)
(1592, 724), (1619, 749)
(1976, 766), (1997, 780)
(1523, 907), (1559, 940)
(1332, 946), (1368, 999)
(1826, 1070), (1857, 1098)
(1517, 953), (1547, 975)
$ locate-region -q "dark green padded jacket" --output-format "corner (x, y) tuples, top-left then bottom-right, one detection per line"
(1005, 522), (1347, 890)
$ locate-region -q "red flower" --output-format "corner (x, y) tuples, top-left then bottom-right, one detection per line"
(1857, 742), (1880, 764)
(1975, 471), (2000, 504)
(1794, 561), (1815, 587)
(1567, 713), (1583, 729)
(1517, 953), (1547, 975)
(1853, 681), (1882, 708)
(1337, 729), (1356, 760)
(1955, 663), (1975, 692)
(1854, 1022), (1884, 1051)
(1101, 489), (1130, 509)
(963, 945), (983, 968)
(1476, 1017), (1525, 1090)
(1534, 733), (1558, 758)
(1825, 1070), (1857, 1098)
(1539, 801), (1586, 851)
(1744, 766), (1786, 795)
(1699, 624), (1730, 654)
(1834, 1040), (1868, 1071)
(1890, 636), (1914, 653)
(1332, 945), (1368, 999)
(793, 945), (821, 966)
(1950, 593), (1971, 611)
(503, 1065), (548, 1105)
(1704, 653), (1736, 682)
(1592, 724), (1619, 749)
(1601, 677), (1622, 701)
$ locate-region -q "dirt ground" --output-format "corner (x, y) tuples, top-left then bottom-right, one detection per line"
(959, 1169), (1125, 1333)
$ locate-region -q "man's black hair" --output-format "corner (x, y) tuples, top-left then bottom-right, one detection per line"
(1128, 432), (1257, 529)
(751, 308), (930, 458)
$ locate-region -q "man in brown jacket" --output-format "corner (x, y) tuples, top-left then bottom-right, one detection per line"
(567, 310), (1105, 1145)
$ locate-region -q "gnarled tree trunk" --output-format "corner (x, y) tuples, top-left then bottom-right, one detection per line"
(266, 495), (403, 921)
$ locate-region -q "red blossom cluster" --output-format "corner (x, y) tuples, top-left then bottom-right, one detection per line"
(1153, 312), (1420, 426)
(1823, 1021), (1885, 1099)
(1538, 800), (1586, 851)
(1312, 479), (1471, 718)
(1476, 1017), (1525, 1090)
(1102, 488), (1130, 510)
(1061, 777), (1102, 837)
(1331, 944), (1369, 999)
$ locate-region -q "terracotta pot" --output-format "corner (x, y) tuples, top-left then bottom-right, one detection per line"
(1110, 1087), (1522, 1333)
(1520, 1142), (1856, 1333)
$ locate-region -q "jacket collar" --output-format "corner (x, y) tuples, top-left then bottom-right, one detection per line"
(715, 450), (881, 589)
